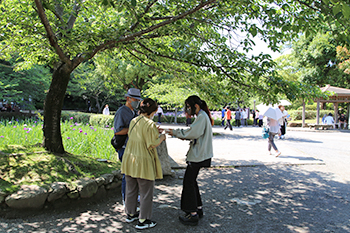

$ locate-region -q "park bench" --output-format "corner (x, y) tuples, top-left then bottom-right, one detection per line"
(308, 123), (334, 130)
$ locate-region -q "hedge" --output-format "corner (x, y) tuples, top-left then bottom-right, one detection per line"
(2, 110), (255, 127)
(289, 110), (334, 120)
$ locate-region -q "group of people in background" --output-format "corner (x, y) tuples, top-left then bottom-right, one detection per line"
(322, 112), (348, 129)
(112, 88), (213, 229)
(221, 106), (264, 129)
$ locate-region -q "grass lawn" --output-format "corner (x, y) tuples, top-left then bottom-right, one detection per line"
(0, 119), (120, 194)
(0, 145), (120, 194)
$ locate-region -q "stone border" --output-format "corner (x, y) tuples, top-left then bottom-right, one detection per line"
(0, 170), (122, 210)
(0, 141), (173, 212)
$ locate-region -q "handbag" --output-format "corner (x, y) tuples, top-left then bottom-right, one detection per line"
(111, 134), (127, 150)
(111, 116), (143, 150)
(262, 126), (269, 139)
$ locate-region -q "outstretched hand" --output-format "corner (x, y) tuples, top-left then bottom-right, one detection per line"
(157, 125), (164, 134)
(165, 129), (173, 136)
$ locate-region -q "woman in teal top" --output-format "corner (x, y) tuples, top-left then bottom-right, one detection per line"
(167, 95), (214, 226)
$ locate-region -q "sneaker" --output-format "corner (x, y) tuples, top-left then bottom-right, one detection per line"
(275, 151), (281, 157)
(179, 213), (199, 226)
(125, 212), (139, 223)
(135, 219), (157, 229)
(197, 209), (204, 218)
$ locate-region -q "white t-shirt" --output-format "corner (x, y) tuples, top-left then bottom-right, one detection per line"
(103, 106), (110, 115)
(324, 116), (334, 124)
(156, 106), (163, 114)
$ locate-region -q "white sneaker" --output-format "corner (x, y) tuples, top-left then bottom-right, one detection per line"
(135, 219), (157, 229)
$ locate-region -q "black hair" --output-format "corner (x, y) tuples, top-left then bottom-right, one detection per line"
(185, 95), (214, 126)
(139, 98), (158, 115)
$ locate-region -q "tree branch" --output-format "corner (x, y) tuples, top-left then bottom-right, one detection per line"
(130, 0), (158, 31)
(125, 48), (169, 73)
(34, 0), (71, 66)
(67, 0), (82, 30)
(89, 0), (216, 59)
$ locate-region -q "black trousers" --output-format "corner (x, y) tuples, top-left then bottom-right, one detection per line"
(158, 113), (162, 123)
(224, 119), (232, 130)
(181, 158), (211, 213)
(280, 121), (286, 135)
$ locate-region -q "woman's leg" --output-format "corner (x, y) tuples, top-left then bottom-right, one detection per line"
(125, 175), (139, 215)
(181, 162), (202, 213)
(268, 132), (278, 151)
(137, 178), (155, 220)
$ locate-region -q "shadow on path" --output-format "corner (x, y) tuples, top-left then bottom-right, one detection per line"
(1, 166), (349, 233)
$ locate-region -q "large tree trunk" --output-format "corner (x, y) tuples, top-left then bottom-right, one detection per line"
(43, 64), (71, 153)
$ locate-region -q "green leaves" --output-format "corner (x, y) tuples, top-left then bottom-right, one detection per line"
(131, 0), (136, 7)
(342, 3), (350, 18)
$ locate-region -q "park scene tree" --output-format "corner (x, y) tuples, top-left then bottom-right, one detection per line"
(1, 0), (350, 154)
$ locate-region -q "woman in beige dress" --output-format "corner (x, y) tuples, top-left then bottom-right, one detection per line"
(121, 98), (166, 230)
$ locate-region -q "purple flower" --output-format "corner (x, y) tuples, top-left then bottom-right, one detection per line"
(94, 129), (97, 131)
(79, 130), (83, 133)
(70, 117), (73, 120)
(84, 133), (87, 135)
(67, 137), (71, 139)
(106, 125), (109, 128)
(26, 131), (30, 133)
(34, 121), (37, 123)
(23, 128), (27, 130)
(13, 126), (17, 128)
(70, 125), (73, 127)
(73, 128), (76, 131)
(0, 136), (4, 138)
(86, 123), (89, 125)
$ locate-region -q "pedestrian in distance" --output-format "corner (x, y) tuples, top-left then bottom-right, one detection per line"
(254, 110), (259, 127)
(258, 112), (264, 127)
(224, 106), (233, 130)
(338, 113), (347, 129)
(235, 108), (241, 127)
(186, 111), (192, 126)
(278, 105), (288, 139)
(102, 104), (110, 115)
(266, 117), (281, 157)
(113, 88), (142, 205)
(324, 113), (335, 128)
(221, 106), (226, 127)
(166, 95), (214, 226)
(252, 109), (256, 126)
(156, 105), (163, 123)
(121, 98), (166, 230)
(242, 107), (248, 127)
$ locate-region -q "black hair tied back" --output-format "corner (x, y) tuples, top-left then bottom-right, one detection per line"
(139, 98), (158, 115)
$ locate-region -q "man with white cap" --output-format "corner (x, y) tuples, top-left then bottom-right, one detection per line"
(113, 88), (142, 204)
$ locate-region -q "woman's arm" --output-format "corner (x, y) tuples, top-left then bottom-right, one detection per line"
(151, 134), (166, 148)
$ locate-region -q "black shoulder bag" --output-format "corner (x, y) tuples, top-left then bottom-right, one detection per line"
(111, 117), (143, 150)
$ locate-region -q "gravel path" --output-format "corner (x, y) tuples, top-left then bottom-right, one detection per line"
(1, 126), (349, 233)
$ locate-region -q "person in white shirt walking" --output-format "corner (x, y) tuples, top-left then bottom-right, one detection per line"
(156, 105), (164, 123)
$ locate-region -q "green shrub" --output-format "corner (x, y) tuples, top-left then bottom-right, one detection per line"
(297, 103), (334, 111)
(0, 112), (38, 121)
(89, 114), (114, 128)
(289, 110), (334, 120)
(61, 111), (92, 124)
